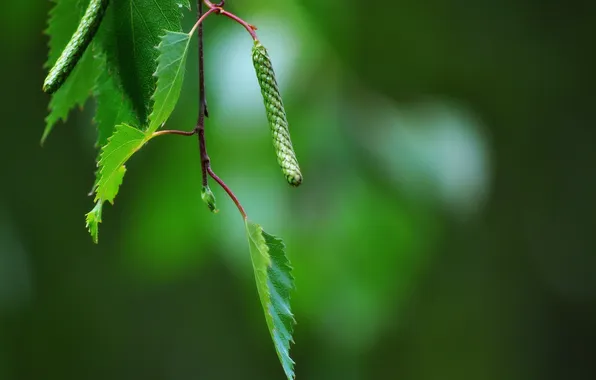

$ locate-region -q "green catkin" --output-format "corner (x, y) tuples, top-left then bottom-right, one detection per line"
(43, 0), (110, 94)
(251, 40), (303, 187)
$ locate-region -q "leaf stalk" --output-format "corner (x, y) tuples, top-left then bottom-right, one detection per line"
(151, 129), (196, 137)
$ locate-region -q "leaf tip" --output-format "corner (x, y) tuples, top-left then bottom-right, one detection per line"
(85, 201), (103, 244)
(40, 127), (52, 146)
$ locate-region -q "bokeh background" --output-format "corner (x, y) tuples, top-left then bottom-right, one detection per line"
(1, 1), (596, 379)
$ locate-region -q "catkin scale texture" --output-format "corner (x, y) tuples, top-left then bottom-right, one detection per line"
(252, 41), (303, 186)
(43, 0), (110, 94)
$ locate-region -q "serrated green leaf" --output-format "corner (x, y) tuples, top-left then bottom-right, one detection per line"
(43, 0), (100, 143)
(85, 200), (103, 243)
(148, 31), (192, 133)
(245, 220), (296, 380)
(95, 124), (146, 204)
(91, 51), (139, 208)
(90, 60), (137, 204)
(101, 0), (190, 125)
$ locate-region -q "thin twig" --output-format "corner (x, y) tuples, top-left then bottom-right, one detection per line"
(189, 6), (220, 37)
(196, 0), (209, 186)
(196, 0), (248, 219)
(219, 10), (258, 40)
(203, 0), (258, 40)
(208, 167), (247, 219)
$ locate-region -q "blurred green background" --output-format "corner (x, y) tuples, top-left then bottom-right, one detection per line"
(1, 1), (596, 379)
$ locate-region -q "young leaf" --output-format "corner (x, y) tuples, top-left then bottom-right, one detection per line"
(148, 31), (192, 133)
(91, 47), (138, 217)
(95, 124), (146, 204)
(245, 220), (296, 380)
(43, 0), (101, 143)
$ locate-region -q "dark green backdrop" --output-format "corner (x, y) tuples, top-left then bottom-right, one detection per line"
(1, 1), (595, 379)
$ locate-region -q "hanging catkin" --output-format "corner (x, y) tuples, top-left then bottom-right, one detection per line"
(252, 40), (303, 186)
(43, 0), (110, 94)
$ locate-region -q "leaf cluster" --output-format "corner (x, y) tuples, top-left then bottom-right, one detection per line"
(44, 0), (191, 239)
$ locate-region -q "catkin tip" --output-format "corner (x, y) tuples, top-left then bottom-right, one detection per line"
(42, 80), (55, 94)
(289, 176), (302, 187)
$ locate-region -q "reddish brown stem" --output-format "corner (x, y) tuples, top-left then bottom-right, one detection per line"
(196, 0), (209, 187)
(203, 0), (258, 40)
(189, 6), (220, 36)
(208, 167), (247, 219)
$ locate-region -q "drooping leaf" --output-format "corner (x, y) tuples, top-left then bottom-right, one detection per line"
(148, 30), (192, 133)
(245, 220), (296, 380)
(95, 123), (146, 204)
(91, 46), (138, 206)
(100, 0), (191, 125)
(43, 0), (101, 143)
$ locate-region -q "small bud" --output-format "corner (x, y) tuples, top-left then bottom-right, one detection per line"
(201, 186), (218, 213)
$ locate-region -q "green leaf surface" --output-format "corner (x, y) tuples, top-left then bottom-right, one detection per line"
(148, 30), (192, 133)
(43, 0), (100, 143)
(245, 220), (296, 380)
(91, 49), (138, 213)
(94, 55), (139, 148)
(101, 0), (190, 125)
(95, 123), (146, 204)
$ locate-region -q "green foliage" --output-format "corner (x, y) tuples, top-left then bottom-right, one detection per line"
(95, 124), (144, 204)
(100, 0), (190, 124)
(94, 56), (138, 148)
(149, 31), (192, 133)
(88, 22), (193, 241)
(245, 220), (295, 380)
